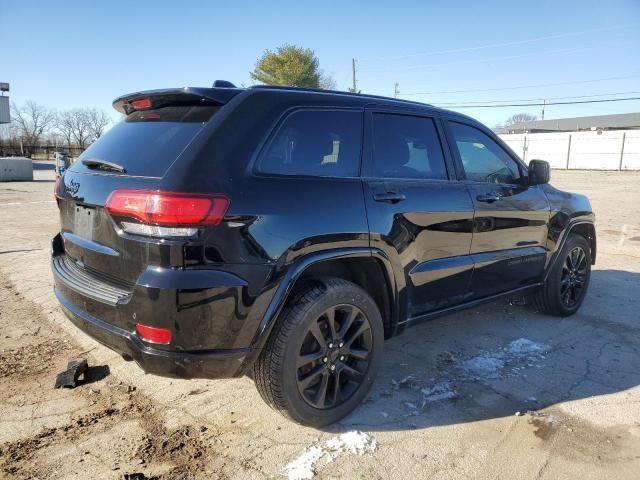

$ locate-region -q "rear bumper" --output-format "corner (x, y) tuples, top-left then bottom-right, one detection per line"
(50, 230), (264, 379)
(55, 286), (249, 379)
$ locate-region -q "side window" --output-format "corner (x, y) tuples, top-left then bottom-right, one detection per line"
(370, 113), (447, 180)
(449, 122), (521, 184)
(257, 110), (362, 177)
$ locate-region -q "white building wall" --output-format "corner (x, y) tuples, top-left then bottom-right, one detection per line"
(498, 130), (639, 170)
(526, 133), (572, 169)
(621, 131), (640, 170)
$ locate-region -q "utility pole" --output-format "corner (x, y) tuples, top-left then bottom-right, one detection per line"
(394, 82), (400, 98)
(351, 58), (357, 93)
(541, 99), (546, 120)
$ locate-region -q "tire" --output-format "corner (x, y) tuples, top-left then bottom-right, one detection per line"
(252, 277), (384, 426)
(534, 233), (591, 317)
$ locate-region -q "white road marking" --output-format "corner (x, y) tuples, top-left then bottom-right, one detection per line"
(0, 200), (56, 206)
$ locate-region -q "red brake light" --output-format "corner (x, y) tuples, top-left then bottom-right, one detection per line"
(130, 98), (152, 109)
(136, 323), (172, 344)
(105, 190), (229, 226)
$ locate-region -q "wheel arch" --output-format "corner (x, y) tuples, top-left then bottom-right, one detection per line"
(240, 248), (399, 374)
(544, 220), (596, 282)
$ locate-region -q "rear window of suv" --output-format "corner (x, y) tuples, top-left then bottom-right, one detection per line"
(257, 109), (363, 177)
(70, 104), (220, 177)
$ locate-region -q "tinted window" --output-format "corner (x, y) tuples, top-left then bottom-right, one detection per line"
(258, 110), (362, 177)
(71, 105), (220, 177)
(449, 122), (521, 184)
(370, 114), (447, 180)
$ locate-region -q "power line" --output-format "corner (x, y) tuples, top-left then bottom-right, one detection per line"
(401, 74), (640, 96)
(358, 24), (635, 63)
(432, 91), (640, 106)
(434, 97), (640, 108)
(360, 44), (601, 73)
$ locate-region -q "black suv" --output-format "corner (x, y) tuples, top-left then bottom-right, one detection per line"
(52, 84), (596, 426)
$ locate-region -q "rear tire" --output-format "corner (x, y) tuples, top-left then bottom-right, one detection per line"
(252, 277), (384, 426)
(534, 233), (591, 316)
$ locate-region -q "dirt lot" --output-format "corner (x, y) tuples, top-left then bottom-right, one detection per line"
(1, 164), (639, 479)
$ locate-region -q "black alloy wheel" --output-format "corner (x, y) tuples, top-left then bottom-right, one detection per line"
(252, 277), (384, 426)
(296, 304), (372, 409)
(533, 233), (591, 317)
(560, 246), (588, 308)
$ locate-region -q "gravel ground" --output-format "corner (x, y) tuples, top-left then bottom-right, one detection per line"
(1, 163), (639, 479)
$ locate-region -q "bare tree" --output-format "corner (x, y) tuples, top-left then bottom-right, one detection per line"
(56, 110), (76, 150)
(504, 113), (537, 127)
(56, 109), (91, 150)
(86, 108), (111, 141)
(55, 107), (111, 151)
(319, 72), (337, 90)
(10, 101), (56, 151)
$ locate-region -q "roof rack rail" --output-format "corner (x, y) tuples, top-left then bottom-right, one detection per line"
(249, 84), (432, 107)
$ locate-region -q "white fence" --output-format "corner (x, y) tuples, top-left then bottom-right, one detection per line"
(498, 130), (640, 170)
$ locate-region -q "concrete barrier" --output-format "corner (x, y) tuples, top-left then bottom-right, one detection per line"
(0, 157), (34, 181)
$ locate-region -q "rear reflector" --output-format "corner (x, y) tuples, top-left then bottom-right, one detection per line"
(105, 190), (229, 229)
(135, 323), (172, 344)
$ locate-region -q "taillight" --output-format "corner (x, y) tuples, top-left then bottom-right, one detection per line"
(105, 189), (229, 237)
(135, 323), (172, 344)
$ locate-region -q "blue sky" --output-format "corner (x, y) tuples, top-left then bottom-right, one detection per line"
(2, 0), (639, 127)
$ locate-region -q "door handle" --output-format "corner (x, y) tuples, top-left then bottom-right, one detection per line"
(373, 192), (406, 203)
(476, 193), (501, 203)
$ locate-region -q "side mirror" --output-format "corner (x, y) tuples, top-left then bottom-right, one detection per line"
(528, 159), (550, 185)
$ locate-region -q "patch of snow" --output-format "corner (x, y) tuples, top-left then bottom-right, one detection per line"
(404, 401), (418, 410)
(462, 356), (505, 378)
(420, 382), (458, 404)
(461, 338), (548, 380)
(284, 431), (376, 480)
(504, 338), (546, 356)
(391, 375), (416, 390)
(284, 446), (324, 480)
(325, 430), (377, 456)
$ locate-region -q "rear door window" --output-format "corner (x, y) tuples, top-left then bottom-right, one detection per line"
(70, 104), (220, 177)
(257, 110), (363, 177)
(368, 113), (447, 180)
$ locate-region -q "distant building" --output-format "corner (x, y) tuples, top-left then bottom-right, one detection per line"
(495, 112), (640, 134)
(0, 96), (9, 124)
(0, 82), (9, 124)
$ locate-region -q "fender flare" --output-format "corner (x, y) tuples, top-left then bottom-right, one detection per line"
(239, 247), (398, 373)
(544, 219), (596, 282)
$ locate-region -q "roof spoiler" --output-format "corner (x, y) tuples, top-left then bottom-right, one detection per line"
(112, 87), (241, 115)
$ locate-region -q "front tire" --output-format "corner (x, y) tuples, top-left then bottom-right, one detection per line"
(534, 233), (591, 316)
(253, 277), (384, 426)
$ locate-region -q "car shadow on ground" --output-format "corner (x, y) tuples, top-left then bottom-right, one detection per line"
(330, 269), (640, 432)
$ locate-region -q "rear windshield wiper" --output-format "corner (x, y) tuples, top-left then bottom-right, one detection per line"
(82, 158), (127, 173)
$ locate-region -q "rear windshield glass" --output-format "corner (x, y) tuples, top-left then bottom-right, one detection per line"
(70, 104), (220, 177)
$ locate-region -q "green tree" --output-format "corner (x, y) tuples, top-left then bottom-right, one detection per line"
(250, 44), (333, 89)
